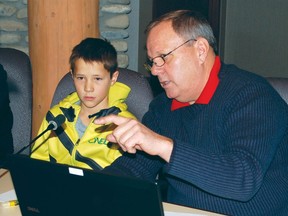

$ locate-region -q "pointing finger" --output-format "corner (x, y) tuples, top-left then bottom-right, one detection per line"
(94, 114), (127, 125)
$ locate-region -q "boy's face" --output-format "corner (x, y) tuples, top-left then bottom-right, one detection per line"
(72, 58), (118, 114)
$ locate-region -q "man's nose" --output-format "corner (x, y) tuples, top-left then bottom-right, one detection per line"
(151, 65), (164, 76)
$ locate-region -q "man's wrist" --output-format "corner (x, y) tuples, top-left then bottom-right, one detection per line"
(159, 137), (173, 162)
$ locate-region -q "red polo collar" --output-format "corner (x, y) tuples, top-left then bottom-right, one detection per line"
(171, 56), (221, 111)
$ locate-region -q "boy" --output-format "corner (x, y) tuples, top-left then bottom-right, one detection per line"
(31, 38), (136, 170)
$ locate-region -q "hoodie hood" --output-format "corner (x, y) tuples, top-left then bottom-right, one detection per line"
(58, 82), (131, 112)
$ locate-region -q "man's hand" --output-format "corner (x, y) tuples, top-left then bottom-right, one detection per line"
(94, 115), (173, 162)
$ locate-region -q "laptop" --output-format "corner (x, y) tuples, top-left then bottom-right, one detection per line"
(7, 155), (164, 216)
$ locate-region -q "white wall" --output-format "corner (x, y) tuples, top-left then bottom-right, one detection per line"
(220, 0), (288, 78)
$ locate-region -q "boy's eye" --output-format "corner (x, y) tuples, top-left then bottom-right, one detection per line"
(74, 76), (102, 81)
(76, 76), (84, 80)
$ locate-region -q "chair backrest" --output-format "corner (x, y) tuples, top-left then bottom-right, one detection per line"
(0, 48), (33, 155)
(266, 77), (288, 104)
(51, 68), (154, 120)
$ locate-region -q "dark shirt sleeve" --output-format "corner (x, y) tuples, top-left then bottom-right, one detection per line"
(102, 95), (168, 181)
(0, 64), (14, 162)
(102, 151), (165, 182)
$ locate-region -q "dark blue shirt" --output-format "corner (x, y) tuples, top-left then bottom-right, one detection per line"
(104, 62), (288, 216)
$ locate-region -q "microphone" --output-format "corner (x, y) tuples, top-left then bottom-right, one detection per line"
(47, 115), (66, 130)
(16, 114), (66, 155)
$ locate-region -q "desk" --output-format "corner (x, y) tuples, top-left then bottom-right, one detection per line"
(0, 169), (21, 216)
(0, 169), (223, 216)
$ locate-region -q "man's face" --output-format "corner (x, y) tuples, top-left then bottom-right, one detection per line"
(146, 21), (207, 104)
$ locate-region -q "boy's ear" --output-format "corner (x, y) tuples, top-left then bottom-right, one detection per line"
(70, 70), (74, 78)
(111, 70), (119, 85)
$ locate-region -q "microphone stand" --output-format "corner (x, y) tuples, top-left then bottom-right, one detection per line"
(1, 127), (51, 169)
(16, 114), (65, 155)
(16, 127), (51, 155)
(1, 114), (66, 169)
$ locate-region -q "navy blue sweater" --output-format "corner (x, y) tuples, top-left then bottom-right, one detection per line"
(104, 63), (288, 216)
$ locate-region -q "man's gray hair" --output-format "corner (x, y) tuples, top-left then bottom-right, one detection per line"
(146, 10), (217, 53)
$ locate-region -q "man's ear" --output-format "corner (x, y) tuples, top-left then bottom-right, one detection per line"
(111, 70), (119, 85)
(195, 38), (210, 63)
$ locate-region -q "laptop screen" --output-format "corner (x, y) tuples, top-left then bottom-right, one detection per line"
(7, 155), (164, 216)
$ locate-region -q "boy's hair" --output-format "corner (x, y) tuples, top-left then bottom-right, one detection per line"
(69, 38), (118, 77)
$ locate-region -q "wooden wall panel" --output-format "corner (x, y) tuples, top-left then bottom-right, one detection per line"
(28, 0), (99, 135)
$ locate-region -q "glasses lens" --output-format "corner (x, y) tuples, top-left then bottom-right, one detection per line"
(144, 63), (151, 72)
(153, 56), (165, 67)
(144, 55), (166, 71)
(144, 59), (153, 70)
(144, 59), (153, 71)
(147, 59), (153, 67)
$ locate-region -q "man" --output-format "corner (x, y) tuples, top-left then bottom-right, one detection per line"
(95, 10), (288, 216)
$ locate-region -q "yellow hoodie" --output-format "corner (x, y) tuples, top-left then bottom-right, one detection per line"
(31, 82), (136, 170)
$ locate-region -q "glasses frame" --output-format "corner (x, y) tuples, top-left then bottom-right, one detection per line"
(144, 38), (197, 72)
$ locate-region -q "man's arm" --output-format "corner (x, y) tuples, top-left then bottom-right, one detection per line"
(94, 115), (173, 162)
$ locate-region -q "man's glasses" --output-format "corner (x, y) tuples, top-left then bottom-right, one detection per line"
(144, 38), (197, 72)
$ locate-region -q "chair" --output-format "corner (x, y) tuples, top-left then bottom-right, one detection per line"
(0, 48), (33, 155)
(266, 77), (288, 104)
(51, 68), (154, 121)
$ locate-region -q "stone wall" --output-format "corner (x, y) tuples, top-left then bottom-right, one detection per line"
(0, 0), (131, 68)
(100, 0), (130, 68)
(0, 0), (28, 53)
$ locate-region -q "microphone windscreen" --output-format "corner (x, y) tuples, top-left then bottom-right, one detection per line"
(54, 114), (66, 127)
(48, 114), (66, 131)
